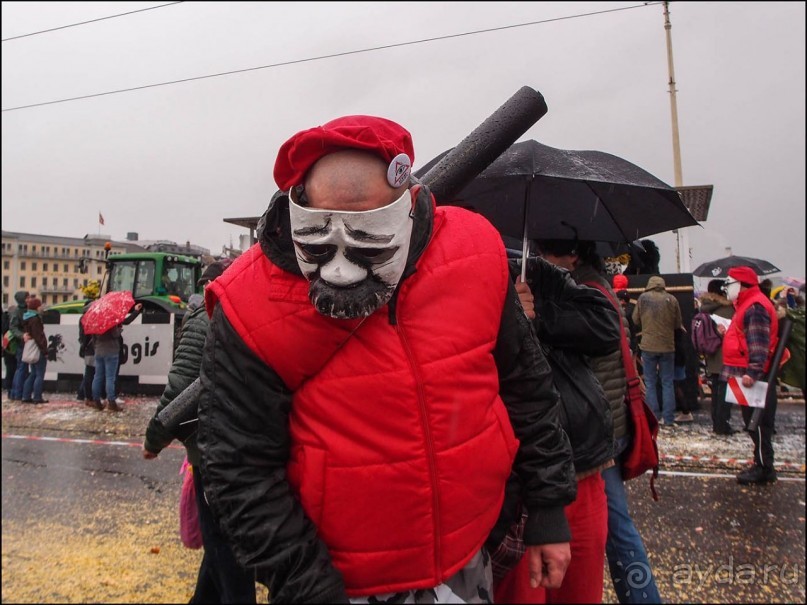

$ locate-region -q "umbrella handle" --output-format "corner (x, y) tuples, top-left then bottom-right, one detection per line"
(521, 223), (529, 283)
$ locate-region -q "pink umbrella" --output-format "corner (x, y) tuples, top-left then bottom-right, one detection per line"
(80, 291), (136, 335)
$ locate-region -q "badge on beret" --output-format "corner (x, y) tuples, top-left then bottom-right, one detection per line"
(387, 153), (412, 188)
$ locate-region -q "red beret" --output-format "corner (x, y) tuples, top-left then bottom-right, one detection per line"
(273, 115), (415, 191)
(613, 274), (628, 291)
(728, 266), (759, 286)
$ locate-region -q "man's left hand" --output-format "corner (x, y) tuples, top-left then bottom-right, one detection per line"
(515, 277), (535, 320)
(526, 542), (571, 589)
(741, 374), (755, 388)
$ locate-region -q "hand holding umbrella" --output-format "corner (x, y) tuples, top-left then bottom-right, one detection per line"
(80, 291), (141, 335)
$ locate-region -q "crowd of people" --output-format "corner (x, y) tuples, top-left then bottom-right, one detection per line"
(132, 114), (794, 604)
(3, 112), (803, 604)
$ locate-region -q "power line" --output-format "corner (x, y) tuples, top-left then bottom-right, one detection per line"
(1, 2), (184, 42)
(1, 2), (662, 113)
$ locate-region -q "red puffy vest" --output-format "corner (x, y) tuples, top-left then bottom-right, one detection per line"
(208, 206), (519, 596)
(722, 287), (779, 371)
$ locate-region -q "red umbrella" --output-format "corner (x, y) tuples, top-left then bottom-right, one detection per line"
(80, 291), (136, 335)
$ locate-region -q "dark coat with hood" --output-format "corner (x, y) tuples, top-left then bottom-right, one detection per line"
(520, 256), (619, 474)
(9, 291), (29, 341)
(144, 305), (208, 465)
(196, 186), (577, 603)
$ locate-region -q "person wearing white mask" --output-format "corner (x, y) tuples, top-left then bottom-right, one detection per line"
(719, 266), (781, 484)
(193, 115), (577, 603)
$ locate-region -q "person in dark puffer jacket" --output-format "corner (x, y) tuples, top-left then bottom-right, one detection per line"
(142, 258), (255, 604)
(559, 240), (661, 604)
(497, 247), (619, 604)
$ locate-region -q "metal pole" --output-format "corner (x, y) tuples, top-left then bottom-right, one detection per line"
(663, 1), (690, 273)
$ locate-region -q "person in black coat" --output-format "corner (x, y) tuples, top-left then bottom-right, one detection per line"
(494, 251), (619, 604)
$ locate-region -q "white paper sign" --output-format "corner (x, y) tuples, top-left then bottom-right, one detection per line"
(725, 376), (768, 408)
(710, 314), (732, 331)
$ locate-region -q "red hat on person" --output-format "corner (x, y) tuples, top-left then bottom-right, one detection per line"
(273, 115), (415, 191)
(613, 274), (628, 291)
(27, 297), (42, 311)
(728, 266), (759, 287)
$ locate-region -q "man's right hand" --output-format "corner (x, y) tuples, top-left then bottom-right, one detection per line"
(527, 542), (571, 589)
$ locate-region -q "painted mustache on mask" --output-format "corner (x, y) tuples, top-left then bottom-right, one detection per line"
(308, 272), (395, 319)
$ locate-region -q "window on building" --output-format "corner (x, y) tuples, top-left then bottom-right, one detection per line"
(73, 278), (78, 288)
(42, 295), (47, 304)
(43, 277), (48, 287)
(3, 260), (8, 270)
(72, 295), (78, 301)
(63, 295), (68, 302)
(63, 278), (68, 287)
(32, 262), (38, 271)
(3, 275), (8, 287)
(43, 263), (49, 272)
(97, 266), (102, 275)
(2, 294), (7, 306)
(20, 276), (25, 287)
(21, 261), (26, 270)
(31, 277), (37, 288)
(63, 264), (68, 273)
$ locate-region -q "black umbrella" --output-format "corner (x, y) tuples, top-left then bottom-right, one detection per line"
(415, 140), (699, 278)
(692, 255), (781, 278)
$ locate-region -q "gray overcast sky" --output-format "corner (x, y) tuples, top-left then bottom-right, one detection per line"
(2, 1), (805, 282)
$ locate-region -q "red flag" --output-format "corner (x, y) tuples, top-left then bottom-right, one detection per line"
(99, 212), (105, 226)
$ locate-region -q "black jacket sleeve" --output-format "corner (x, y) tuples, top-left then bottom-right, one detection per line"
(493, 281), (577, 546)
(196, 305), (348, 604)
(122, 304), (143, 326)
(143, 306), (208, 455)
(522, 257), (621, 357)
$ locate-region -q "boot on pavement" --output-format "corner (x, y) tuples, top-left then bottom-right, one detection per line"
(736, 465), (777, 485)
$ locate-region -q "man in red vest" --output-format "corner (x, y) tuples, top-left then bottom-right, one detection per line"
(719, 266), (780, 485)
(194, 115), (577, 603)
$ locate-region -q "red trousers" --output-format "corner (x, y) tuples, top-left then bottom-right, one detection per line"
(493, 473), (608, 604)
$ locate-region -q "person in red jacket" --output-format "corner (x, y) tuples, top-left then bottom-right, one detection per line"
(195, 115), (577, 603)
(720, 266), (779, 485)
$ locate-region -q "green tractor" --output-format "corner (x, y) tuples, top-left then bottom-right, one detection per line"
(44, 251), (204, 394)
(49, 250), (203, 316)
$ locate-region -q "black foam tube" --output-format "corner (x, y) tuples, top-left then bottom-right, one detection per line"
(748, 317), (794, 432)
(418, 86), (548, 204)
(155, 376), (202, 441)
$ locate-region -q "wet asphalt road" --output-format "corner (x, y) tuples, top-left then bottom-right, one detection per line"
(2, 395), (805, 603)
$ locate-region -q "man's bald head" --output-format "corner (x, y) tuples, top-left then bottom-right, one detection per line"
(304, 150), (408, 212)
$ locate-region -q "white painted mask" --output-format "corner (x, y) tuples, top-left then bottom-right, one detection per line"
(726, 279), (742, 302)
(288, 187), (414, 319)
